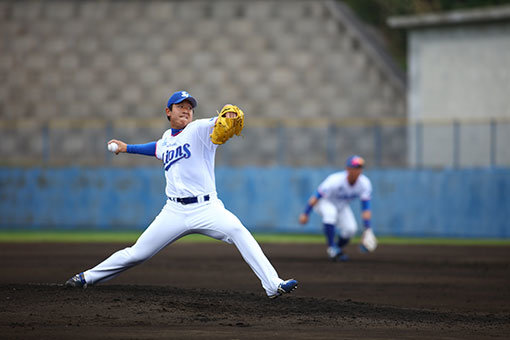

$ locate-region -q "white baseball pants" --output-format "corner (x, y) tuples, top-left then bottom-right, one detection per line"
(314, 199), (358, 239)
(82, 196), (283, 296)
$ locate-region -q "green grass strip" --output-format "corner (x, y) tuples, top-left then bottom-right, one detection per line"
(0, 231), (508, 246)
(0, 231), (141, 243)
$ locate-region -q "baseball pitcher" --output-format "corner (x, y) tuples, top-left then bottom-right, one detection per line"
(299, 155), (377, 261)
(65, 91), (298, 299)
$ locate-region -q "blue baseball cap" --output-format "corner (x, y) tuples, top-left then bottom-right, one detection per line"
(346, 155), (365, 168)
(167, 91), (197, 108)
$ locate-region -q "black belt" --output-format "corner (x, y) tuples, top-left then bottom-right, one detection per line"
(168, 194), (210, 205)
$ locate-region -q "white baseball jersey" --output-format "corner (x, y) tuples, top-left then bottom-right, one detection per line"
(81, 117), (285, 297)
(155, 118), (218, 198)
(317, 171), (372, 209)
(314, 171), (372, 239)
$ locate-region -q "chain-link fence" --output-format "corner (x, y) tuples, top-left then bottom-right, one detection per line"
(2, 117), (509, 168)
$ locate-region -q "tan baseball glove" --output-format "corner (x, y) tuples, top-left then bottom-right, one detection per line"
(210, 104), (245, 145)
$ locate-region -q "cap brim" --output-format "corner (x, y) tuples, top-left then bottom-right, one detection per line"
(175, 97), (197, 108)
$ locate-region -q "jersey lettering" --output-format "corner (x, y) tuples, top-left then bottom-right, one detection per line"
(332, 187), (359, 201)
(335, 193), (359, 200)
(164, 143), (191, 170)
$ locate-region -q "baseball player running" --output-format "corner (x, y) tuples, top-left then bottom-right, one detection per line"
(65, 90), (298, 299)
(299, 155), (377, 261)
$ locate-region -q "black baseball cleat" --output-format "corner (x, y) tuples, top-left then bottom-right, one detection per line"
(327, 246), (349, 262)
(65, 272), (88, 288)
(333, 253), (349, 262)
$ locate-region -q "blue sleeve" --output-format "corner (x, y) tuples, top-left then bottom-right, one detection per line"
(126, 142), (157, 157)
(361, 199), (371, 211)
(361, 199), (371, 228)
(304, 190), (323, 215)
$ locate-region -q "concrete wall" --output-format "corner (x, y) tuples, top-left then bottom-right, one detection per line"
(408, 23), (510, 121)
(1, 167), (509, 238)
(407, 22), (510, 167)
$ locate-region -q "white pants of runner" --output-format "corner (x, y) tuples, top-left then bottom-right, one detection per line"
(314, 199), (358, 239)
(82, 196), (284, 297)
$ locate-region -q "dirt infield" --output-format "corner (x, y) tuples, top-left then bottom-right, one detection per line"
(1, 242), (509, 339)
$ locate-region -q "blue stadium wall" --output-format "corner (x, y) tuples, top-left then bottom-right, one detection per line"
(1, 167), (509, 238)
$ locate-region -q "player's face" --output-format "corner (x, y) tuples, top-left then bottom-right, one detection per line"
(346, 167), (362, 184)
(166, 100), (194, 129)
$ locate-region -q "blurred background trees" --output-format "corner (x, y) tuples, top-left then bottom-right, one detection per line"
(342, 0), (510, 68)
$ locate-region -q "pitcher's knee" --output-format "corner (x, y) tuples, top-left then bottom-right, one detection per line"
(226, 224), (249, 239)
(124, 247), (150, 265)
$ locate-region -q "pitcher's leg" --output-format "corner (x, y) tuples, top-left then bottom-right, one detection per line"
(230, 222), (283, 296)
(84, 205), (187, 285)
(195, 202), (283, 296)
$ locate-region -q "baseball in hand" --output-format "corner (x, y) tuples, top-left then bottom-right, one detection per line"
(107, 142), (119, 153)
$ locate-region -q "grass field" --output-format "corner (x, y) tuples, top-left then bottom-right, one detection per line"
(0, 231), (509, 245)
